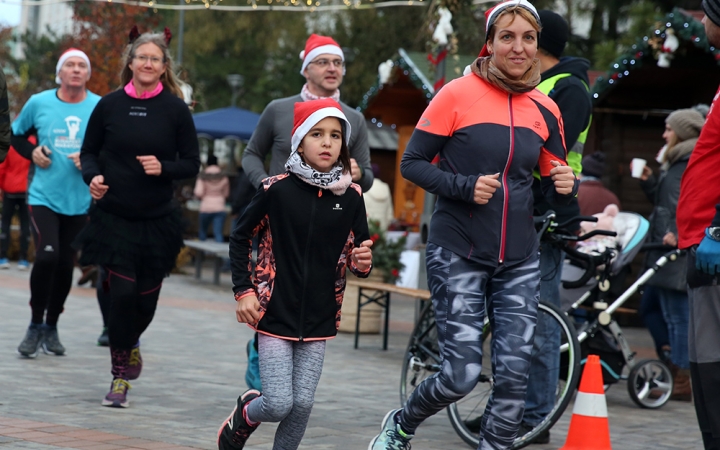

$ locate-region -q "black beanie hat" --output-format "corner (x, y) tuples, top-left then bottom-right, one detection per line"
(704, 0), (720, 27)
(538, 10), (569, 58)
(581, 152), (606, 178)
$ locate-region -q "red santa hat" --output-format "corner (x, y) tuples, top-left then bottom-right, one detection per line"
(299, 34), (344, 75)
(291, 98), (351, 152)
(477, 0), (540, 57)
(56, 48), (91, 84)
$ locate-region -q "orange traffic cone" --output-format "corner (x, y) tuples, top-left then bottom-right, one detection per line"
(560, 354), (612, 450)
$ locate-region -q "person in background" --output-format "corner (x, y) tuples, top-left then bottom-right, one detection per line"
(640, 108), (705, 402)
(577, 151), (621, 216)
(11, 48), (100, 358)
(195, 155), (230, 242)
(0, 70), (9, 162)
(521, 9), (592, 445)
(0, 141), (32, 270)
(363, 163), (394, 230)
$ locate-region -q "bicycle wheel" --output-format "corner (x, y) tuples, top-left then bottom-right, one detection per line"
(447, 301), (582, 449)
(400, 301), (441, 406)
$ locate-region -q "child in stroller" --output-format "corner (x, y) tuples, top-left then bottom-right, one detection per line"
(558, 207), (682, 408)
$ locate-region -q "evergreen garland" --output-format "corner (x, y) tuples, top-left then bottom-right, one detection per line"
(593, 8), (720, 100)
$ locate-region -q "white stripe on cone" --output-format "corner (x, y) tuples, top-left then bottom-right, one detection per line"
(571, 392), (608, 418)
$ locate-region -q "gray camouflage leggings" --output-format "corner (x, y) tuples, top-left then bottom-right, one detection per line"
(399, 243), (540, 450)
(246, 334), (326, 450)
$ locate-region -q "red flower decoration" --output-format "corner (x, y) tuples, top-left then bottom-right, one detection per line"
(391, 268), (400, 277)
(370, 233), (380, 243)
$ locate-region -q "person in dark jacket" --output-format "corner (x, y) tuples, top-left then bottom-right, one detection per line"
(577, 151), (621, 216)
(369, 2), (578, 449)
(639, 108), (704, 402)
(240, 33), (375, 392)
(0, 70), (9, 163)
(218, 99), (372, 450)
(520, 9), (592, 445)
(75, 30), (200, 408)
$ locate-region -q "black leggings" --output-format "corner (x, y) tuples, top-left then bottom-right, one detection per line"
(105, 266), (164, 349)
(0, 194), (30, 260)
(28, 205), (87, 326)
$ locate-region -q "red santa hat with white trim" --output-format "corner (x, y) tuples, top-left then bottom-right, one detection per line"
(299, 34), (344, 75)
(56, 48), (91, 84)
(291, 98), (352, 152)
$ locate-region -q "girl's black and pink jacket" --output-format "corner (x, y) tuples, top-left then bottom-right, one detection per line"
(401, 74), (578, 267)
(230, 173), (371, 341)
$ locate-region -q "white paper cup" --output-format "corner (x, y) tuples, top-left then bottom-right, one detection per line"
(631, 158), (647, 179)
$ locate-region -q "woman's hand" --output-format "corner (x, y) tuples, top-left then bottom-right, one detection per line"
(640, 165), (652, 181)
(90, 175), (109, 200)
(137, 155), (162, 176)
(32, 146), (51, 169)
(352, 240), (374, 271)
(236, 294), (261, 324)
(662, 232), (678, 247)
(550, 161), (575, 195)
(474, 173), (501, 205)
(67, 152), (81, 171)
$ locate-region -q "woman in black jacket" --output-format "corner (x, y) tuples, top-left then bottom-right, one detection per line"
(75, 29), (200, 408)
(638, 107), (705, 402)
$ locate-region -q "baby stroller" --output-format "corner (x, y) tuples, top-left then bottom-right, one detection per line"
(557, 211), (681, 409)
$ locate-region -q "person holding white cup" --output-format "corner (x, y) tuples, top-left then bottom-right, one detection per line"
(631, 157), (648, 179)
(638, 107), (706, 402)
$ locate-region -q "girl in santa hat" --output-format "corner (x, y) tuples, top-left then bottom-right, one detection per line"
(218, 98), (373, 450)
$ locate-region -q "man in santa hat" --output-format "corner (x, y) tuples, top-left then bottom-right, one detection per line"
(240, 33), (373, 391)
(242, 33), (373, 192)
(11, 48), (101, 358)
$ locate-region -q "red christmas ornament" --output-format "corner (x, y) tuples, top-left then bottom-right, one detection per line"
(715, 53), (720, 61)
(611, 73), (619, 80)
(635, 52), (643, 58)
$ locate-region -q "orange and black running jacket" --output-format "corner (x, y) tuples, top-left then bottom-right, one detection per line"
(230, 173), (371, 341)
(401, 74), (579, 267)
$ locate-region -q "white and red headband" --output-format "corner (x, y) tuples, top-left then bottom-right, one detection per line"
(56, 48), (91, 84)
(478, 0), (540, 57)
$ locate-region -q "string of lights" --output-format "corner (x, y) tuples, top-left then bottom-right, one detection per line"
(592, 7), (720, 99)
(0, 0), (437, 11)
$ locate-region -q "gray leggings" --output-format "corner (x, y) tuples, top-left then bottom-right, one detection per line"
(246, 333), (326, 450)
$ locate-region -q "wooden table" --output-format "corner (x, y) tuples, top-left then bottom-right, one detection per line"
(346, 278), (431, 350)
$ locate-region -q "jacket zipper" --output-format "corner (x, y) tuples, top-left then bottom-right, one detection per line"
(298, 188), (319, 340)
(499, 95), (515, 264)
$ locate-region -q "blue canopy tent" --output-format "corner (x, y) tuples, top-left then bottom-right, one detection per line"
(192, 106), (261, 141)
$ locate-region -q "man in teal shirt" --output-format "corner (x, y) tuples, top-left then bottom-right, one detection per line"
(11, 48), (101, 358)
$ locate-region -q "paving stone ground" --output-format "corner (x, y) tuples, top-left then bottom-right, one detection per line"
(0, 263), (704, 449)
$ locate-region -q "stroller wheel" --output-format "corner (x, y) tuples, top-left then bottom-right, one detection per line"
(627, 359), (673, 409)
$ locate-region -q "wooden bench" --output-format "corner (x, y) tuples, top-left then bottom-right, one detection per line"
(183, 240), (230, 285)
(347, 278), (431, 350)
